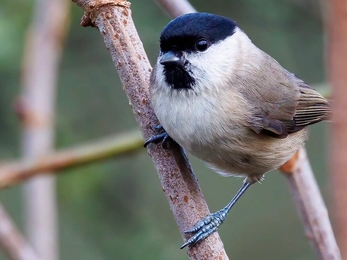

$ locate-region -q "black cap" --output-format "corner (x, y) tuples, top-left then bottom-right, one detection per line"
(160, 13), (239, 53)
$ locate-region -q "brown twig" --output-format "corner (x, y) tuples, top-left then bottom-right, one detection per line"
(154, 0), (195, 18)
(324, 0), (347, 258)
(0, 203), (41, 260)
(20, 0), (70, 258)
(0, 130), (143, 189)
(280, 148), (341, 260)
(71, 0), (228, 259)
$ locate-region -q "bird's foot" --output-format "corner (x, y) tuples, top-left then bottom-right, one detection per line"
(144, 125), (173, 149)
(180, 208), (228, 249)
(181, 181), (253, 249)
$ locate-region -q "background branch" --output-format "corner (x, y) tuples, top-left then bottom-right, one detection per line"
(324, 0), (347, 258)
(71, 0), (228, 259)
(0, 203), (41, 260)
(20, 0), (70, 258)
(154, 0), (196, 17)
(0, 130), (143, 189)
(280, 148), (341, 260)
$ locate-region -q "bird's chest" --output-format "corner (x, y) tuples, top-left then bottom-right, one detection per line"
(155, 93), (213, 145)
(152, 89), (247, 157)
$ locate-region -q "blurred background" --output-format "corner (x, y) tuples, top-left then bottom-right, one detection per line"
(0, 0), (332, 259)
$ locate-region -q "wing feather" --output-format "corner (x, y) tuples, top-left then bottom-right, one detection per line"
(286, 86), (330, 133)
(243, 53), (330, 138)
(255, 81), (331, 138)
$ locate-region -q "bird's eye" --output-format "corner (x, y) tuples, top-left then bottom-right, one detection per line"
(195, 39), (210, 52)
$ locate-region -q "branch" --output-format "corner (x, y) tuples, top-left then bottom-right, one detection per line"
(324, 0), (347, 258)
(0, 203), (41, 260)
(19, 0), (70, 258)
(71, 0), (228, 259)
(154, 0), (196, 17)
(0, 130), (143, 189)
(280, 148), (341, 260)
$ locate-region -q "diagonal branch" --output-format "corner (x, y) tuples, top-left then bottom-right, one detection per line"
(0, 203), (41, 260)
(71, 0), (228, 259)
(280, 148), (341, 260)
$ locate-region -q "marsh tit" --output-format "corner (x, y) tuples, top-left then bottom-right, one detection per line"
(145, 12), (330, 249)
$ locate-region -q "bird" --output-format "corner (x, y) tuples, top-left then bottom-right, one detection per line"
(144, 12), (331, 249)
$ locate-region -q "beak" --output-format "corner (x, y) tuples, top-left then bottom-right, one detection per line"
(160, 51), (184, 66)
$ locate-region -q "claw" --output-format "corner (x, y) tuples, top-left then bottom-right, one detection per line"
(144, 125), (173, 149)
(180, 240), (191, 249)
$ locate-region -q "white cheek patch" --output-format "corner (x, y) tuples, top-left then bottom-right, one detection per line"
(186, 29), (252, 92)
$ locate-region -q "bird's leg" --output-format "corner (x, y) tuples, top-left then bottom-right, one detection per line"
(144, 125), (173, 149)
(181, 180), (254, 249)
